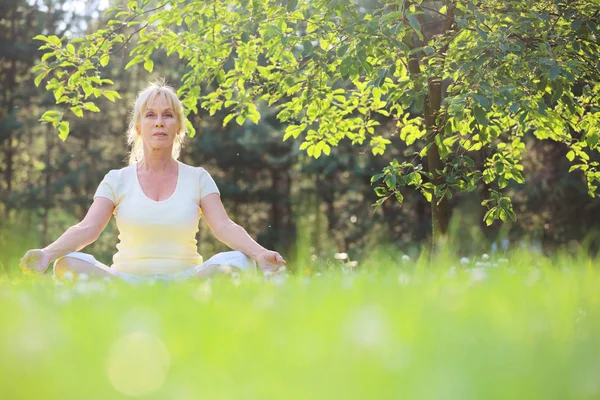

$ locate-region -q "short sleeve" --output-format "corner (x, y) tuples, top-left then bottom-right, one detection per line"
(94, 170), (118, 204)
(198, 168), (220, 200)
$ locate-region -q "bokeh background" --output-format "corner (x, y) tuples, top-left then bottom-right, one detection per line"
(2, 0), (600, 275)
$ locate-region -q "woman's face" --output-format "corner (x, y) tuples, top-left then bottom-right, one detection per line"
(138, 95), (179, 150)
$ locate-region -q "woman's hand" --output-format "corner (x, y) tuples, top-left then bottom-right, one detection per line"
(255, 250), (286, 274)
(20, 249), (52, 275)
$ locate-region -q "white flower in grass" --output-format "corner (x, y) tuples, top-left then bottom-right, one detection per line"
(63, 271), (74, 282)
(398, 272), (411, 286)
(56, 290), (73, 303)
(75, 281), (106, 294)
(193, 282), (212, 302)
(470, 267), (487, 282)
(231, 272), (241, 287)
(263, 270), (274, 278)
(272, 274), (287, 286)
(401, 254), (410, 262)
(311, 254), (318, 261)
(459, 257), (470, 265)
(498, 258), (509, 264)
(334, 252), (348, 260)
(345, 261), (358, 268)
(446, 267), (457, 278)
(481, 253), (490, 261)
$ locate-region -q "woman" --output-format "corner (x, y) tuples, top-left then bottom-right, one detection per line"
(19, 80), (286, 282)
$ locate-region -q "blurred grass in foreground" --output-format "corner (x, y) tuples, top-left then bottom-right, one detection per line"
(1, 249), (599, 400)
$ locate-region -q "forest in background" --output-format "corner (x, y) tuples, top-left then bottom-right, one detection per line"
(2, 0), (600, 272)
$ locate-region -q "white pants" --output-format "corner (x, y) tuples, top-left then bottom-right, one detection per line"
(53, 251), (257, 283)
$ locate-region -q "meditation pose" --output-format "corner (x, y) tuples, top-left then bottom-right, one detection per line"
(20, 80), (286, 282)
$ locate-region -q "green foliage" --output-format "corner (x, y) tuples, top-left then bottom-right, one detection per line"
(33, 0), (600, 225)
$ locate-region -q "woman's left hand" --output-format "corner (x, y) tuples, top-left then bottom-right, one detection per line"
(255, 250), (286, 274)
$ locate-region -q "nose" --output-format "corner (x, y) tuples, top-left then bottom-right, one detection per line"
(155, 115), (164, 128)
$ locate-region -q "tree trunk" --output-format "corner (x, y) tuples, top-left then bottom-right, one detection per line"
(406, 0), (455, 251)
(424, 79), (450, 246)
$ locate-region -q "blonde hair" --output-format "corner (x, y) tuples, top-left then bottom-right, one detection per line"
(126, 79), (187, 165)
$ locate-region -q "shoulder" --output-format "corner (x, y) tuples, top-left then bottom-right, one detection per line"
(104, 164), (132, 180)
(178, 162), (214, 178)
(100, 165), (135, 192)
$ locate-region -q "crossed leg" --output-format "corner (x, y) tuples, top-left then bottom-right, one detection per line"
(54, 254), (115, 280)
(190, 264), (241, 279)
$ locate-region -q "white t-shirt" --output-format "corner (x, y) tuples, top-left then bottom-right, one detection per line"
(93, 160), (219, 276)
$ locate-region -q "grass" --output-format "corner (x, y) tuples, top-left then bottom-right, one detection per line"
(1, 249), (599, 400)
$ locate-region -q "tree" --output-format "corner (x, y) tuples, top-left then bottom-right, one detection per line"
(32, 0), (600, 248)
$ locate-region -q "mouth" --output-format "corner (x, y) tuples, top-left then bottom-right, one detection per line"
(153, 133), (168, 137)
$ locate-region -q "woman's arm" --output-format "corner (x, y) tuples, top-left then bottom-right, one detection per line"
(20, 197), (115, 274)
(200, 193), (286, 272)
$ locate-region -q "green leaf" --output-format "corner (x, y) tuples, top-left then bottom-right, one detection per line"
(125, 55), (144, 70)
(70, 106), (83, 117)
(370, 173), (385, 183)
(33, 35), (49, 43)
(473, 106), (488, 126)
(337, 44), (349, 58)
(186, 119), (196, 138)
(284, 124), (305, 140)
(103, 90), (121, 102)
(83, 102), (100, 112)
(223, 113), (236, 126)
(39, 110), (62, 124)
(286, 0), (298, 12)
(34, 71), (49, 87)
(340, 57), (352, 79)
(385, 174), (396, 189)
(509, 103), (520, 114)
(144, 59), (154, 73)
(54, 85), (65, 102)
(483, 208), (496, 226)
(407, 14), (423, 40)
(58, 121), (70, 141)
(548, 65), (561, 80)
(587, 131), (599, 149)
(100, 54), (109, 67)
(303, 40), (313, 55)
(473, 94), (490, 110)
(566, 150), (575, 161)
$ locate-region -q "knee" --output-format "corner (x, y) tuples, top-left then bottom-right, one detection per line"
(53, 257), (71, 279)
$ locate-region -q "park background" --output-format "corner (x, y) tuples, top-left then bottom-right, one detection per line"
(1, 0), (599, 275)
(2, 1), (600, 399)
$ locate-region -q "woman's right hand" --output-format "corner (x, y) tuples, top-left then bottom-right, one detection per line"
(20, 249), (52, 275)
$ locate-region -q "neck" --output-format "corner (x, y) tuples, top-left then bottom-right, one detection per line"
(139, 144), (177, 172)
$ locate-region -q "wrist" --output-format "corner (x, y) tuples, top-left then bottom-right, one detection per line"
(41, 247), (58, 262)
(249, 247), (268, 260)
